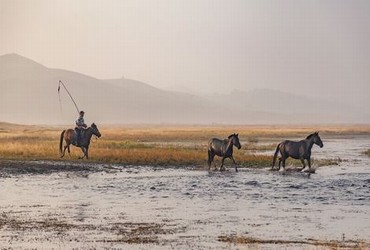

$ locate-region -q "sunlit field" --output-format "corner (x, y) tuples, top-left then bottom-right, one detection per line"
(1, 123), (369, 168)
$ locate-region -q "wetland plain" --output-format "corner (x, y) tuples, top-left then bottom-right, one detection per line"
(0, 124), (369, 249)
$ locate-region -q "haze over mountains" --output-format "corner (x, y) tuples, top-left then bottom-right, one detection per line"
(0, 54), (368, 125)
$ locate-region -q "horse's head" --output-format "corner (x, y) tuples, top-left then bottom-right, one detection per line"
(90, 123), (101, 138)
(228, 133), (241, 149)
(307, 131), (323, 148)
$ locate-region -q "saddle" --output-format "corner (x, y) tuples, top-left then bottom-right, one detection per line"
(74, 127), (85, 145)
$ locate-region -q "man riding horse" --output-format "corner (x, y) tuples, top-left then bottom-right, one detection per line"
(60, 112), (101, 159)
(75, 110), (87, 146)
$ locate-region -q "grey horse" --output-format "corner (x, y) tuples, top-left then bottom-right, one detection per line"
(272, 132), (323, 171)
(60, 123), (101, 159)
(208, 133), (242, 172)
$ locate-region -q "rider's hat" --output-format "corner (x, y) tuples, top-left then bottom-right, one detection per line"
(79, 110), (85, 115)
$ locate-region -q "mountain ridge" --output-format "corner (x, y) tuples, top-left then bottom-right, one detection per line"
(0, 53), (368, 124)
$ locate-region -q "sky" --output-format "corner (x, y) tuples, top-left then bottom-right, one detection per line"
(1, 0), (369, 107)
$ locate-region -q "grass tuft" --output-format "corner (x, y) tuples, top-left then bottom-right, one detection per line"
(365, 149), (370, 157)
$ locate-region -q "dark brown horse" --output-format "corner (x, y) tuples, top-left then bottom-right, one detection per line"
(59, 123), (101, 159)
(208, 133), (241, 172)
(272, 132), (323, 171)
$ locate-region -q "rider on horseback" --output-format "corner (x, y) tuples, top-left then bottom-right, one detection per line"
(75, 111), (87, 146)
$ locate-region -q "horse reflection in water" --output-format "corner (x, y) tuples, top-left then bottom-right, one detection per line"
(59, 123), (101, 159)
(208, 133), (241, 172)
(272, 132), (323, 171)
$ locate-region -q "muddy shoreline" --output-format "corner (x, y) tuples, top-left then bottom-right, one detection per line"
(0, 159), (119, 177)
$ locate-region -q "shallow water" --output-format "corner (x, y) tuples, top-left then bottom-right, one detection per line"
(0, 137), (369, 249)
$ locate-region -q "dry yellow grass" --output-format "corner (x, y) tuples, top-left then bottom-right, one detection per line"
(0, 124), (368, 167)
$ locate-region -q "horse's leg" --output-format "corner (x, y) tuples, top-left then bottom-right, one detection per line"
(220, 157), (226, 171)
(307, 158), (312, 169)
(82, 147), (87, 159)
(79, 147), (86, 159)
(300, 158), (306, 170)
(67, 145), (71, 158)
(231, 156), (238, 172)
(282, 157), (286, 170)
(278, 157), (282, 170)
(60, 147), (65, 158)
(279, 151), (288, 171)
(61, 144), (68, 158)
(85, 146), (89, 160)
(211, 154), (217, 171)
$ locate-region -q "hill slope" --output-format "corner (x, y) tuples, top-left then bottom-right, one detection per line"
(0, 54), (223, 124)
(0, 54), (368, 124)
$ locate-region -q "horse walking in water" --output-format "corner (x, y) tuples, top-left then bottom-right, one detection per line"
(208, 133), (242, 172)
(59, 123), (101, 159)
(272, 132), (323, 171)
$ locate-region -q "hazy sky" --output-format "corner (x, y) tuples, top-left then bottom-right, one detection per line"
(1, 0), (369, 106)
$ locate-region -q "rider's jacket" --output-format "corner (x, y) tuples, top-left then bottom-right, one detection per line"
(75, 116), (86, 129)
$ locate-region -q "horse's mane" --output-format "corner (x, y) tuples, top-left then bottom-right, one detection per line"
(228, 133), (236, 139)
(306, 132), (317, 139)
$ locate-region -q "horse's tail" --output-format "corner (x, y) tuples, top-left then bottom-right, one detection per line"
(272, 143), (281, 169)
(207, 139), (213, 168)
(207, 149), (212, 167)
(59, 130), (66, 155)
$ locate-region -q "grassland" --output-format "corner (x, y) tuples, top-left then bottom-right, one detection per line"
(1, 123), (369, 168)
(366, 149), (370, 157)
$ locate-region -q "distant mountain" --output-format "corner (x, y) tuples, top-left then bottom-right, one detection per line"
(0, 54), (223, 124)
(215, 89), (365, 123)
(0, 53), (368, 125)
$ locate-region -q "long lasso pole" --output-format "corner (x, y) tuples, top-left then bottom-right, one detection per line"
(58, 80), (80, 114)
